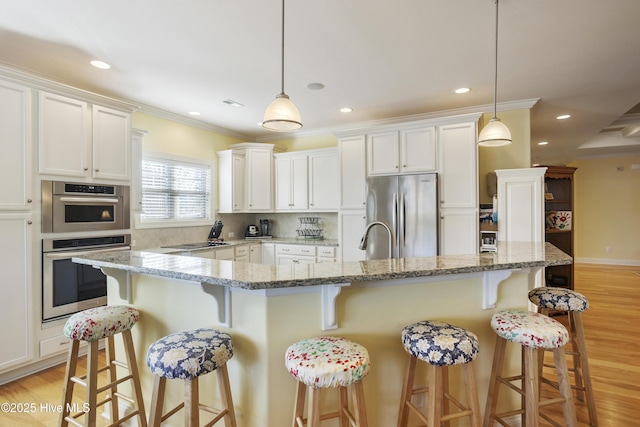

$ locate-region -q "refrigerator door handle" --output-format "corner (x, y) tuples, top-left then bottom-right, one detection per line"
(399, 192), (405, 257)
(393, 192), (398, 258)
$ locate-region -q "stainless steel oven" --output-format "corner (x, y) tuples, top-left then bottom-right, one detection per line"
(42, 235), (130, 322)
(42, 180), (130, 233)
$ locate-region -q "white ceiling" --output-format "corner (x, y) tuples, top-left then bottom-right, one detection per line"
(2, 0), (640, 165)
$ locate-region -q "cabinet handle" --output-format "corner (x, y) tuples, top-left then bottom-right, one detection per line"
(293, 259), (299, 264)
(27, 220), (32, 225)
(95, 168), (100, 172)
(395, 165), (399, 169)
(310, 203), (314, 206)
(403, 164), (406, 167)
(84, 167), (89, 171)
(27, 199), (32, 203)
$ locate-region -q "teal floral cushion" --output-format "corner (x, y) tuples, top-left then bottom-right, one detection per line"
(63, 305), (139, 342)
(146, 328), (233, 380)
(491, 310), (569, 349)
(285, 336), (370, 388)
(528, 287), (589, 312)
(401, 321), (479, 366)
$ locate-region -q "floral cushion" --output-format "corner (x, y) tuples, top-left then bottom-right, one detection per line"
(285, 336), (370, 388)
(146, 328), (233, 380)
(491, 310), (569, 349)
(401, 321), (479, 366)
(63, 305), (139, 342)
(528, 287), (589, 312)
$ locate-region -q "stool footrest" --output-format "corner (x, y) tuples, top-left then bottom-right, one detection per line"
(96, 373), (133, 394)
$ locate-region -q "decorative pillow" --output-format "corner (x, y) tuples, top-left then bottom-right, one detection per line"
(285, 336), (370, 388)
(401, 321), (479, 366)
(528, 287), (589, 312)
(64, 305), (139, 342)
(491, 310), (569, 349)
(146, 328), (233, 380)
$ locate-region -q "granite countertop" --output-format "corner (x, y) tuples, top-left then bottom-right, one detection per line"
(152, 238), (339, 254)
(73, 241), (571, 291)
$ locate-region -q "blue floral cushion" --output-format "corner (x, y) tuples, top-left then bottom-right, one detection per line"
(401, 321), (479, 366)
(146, 328), (233, 380)
(64, 306), (139, 342)
(528, 287), (589, 312)
(491, 310), (569, 349)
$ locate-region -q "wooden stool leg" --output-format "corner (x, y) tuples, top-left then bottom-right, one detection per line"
(463, 361), (482, 427)
(59, 339), (80, 427)
(441, 366), (450, 427)
(397, 353), (417, 427)
(523, 346), (540, 427)
(482, 336), (506, 427)
(553, 347), (578, 427)
(184, 377), (199, 427)
(427, 364), (443, 427)
(338, 386), (349, 427)
(308, 387), (321, 427)
(352, 381), (368, 427)
(105, 336), (119, 424)
(572, 312), (598, 426)
(292, 381), (306, 427)
(83, 341), (99, 427)
(216, 363), (237, 427)
(148, 376), (166, 427)
(122, 330), (147, 427)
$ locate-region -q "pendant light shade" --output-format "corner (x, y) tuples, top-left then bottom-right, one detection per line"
(478, 0), (511, 147)
(262, 0), (302, 131)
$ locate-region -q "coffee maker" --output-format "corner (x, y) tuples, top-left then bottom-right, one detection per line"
(259, 219), (272, 237)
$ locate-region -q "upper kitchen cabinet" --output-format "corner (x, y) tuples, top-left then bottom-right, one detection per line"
(308, 148), (338, 211)
(437, 121), (478, 209)
(275, 152), (308, 211)
(0, 79), (33, 210)
(38, 91), (131, 182)
(218, 143), (279, 213)
(338, 135), (366, 209)
(366, 125), (436, 176)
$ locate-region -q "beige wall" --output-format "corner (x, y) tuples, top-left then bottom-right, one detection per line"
(270, 134), (338, 152)
(573, 155), (640, 264)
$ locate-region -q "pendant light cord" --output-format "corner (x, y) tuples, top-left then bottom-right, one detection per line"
(280, 0), (285, 95)
(492, 0), (499, 119)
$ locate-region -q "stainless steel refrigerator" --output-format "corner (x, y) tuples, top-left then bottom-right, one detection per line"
(363, 174), (438, 260)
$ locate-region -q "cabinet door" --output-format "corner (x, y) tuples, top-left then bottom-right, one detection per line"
(400, 126), (436, 173)
(367, 131), (399, 176)
(249, 244), (262, 263)
(261, 243), (275, 265)
(438, 122), (478, 209)
(339, 210), (367, 262)
(275, 154), (307, 210)
(92, 105), (131, 181)
(38, 92), (89, 177)
(339, 136), (366, 209)
(246, 149), (273, 211)
(215, 247), (235, 260)
(0, 80), (33, 210)
(309, 150), (338, 210)
(439, 209), (478, 255)
(0, 213), (33, 371)
(275, 156), (292, 210)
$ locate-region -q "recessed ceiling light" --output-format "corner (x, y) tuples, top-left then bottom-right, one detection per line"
(340, 107), (353, 113)
(188, 111), (201, 116)
(455, 87), (471, 94)
(223, 99), (244, 107)
(90, 60), (111, 69)
(556, 114), (571, 120)
(307, 82), (325, 90)
(538, 141), (549, 145)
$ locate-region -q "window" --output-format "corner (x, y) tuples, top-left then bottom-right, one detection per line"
(140, 153), (212, 226)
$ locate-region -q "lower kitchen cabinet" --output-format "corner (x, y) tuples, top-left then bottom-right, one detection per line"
(275, 243), (337, 264)
(439, 209), (478, 256)
(249, 243), (262, 263)
(261, 243), (275, 265)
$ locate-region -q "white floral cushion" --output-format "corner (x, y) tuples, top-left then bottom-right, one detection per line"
(401, 321), (479, 366)
(63, 305), (139, 342)
(146, 328), (233, 380)
(285, 336), (370, 388)
(491, 310), (569, 349)
(528, 287), (589, 312)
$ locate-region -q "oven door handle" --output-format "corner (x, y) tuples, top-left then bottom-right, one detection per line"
(44, 246), (130, 260)
(59, 197), (120, 204)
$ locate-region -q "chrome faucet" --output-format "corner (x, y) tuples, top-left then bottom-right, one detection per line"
(359, 221), (394, 259)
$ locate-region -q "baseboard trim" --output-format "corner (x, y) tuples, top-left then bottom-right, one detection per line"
(576, 258), (640, 267)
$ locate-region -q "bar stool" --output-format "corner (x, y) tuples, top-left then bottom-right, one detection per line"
(528, 287), (598, 426)
(146, 328), (237, 427)
(60, 305), (147, 427)
(483, 310), (577, 427)
(285, 336), (370, 427)
(398, 320), (482, 427)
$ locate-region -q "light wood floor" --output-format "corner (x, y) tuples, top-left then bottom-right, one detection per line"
(0, 263), (639, 426)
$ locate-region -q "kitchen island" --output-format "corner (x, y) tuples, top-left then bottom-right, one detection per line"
(73, 242), (570, 427)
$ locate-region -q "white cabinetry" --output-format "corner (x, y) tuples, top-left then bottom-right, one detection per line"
(437, 121), (478, 255)
(366, 126), (436, 176)
(275, 153), (308, 210)
(339, 136), (366, 210)
(274, 244), (336, 264)
(218, 150), (245, 212)
(261, 243), (275, 265)
(339, 211), (367, 262)
(308, 149), (338, 211)
(246, 148), (273, 211)
(234, 245), (249, 262)
(38, 91), (131, 182)
(249, 243), (262, 263)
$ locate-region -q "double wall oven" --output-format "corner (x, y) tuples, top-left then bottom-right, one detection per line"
(41, 180), (131, 322)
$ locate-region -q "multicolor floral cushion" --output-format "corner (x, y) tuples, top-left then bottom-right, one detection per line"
(401, 321), (479, 366)
(63, 305), (139, 342)
(285, 336), (370, 388)
(528, 287), (589, 312)
(491, 310), (569, 349)
(146, 328), (233, 380)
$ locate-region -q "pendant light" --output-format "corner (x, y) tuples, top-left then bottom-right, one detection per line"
(262, 0), (302, 131)
(478, 0), (512, 146)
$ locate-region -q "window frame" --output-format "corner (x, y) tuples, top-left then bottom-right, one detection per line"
(134, 151), (215, 229)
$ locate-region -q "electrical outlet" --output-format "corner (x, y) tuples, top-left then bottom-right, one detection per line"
(228, 231), (235, 238)
(605, 246), (612, 253)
